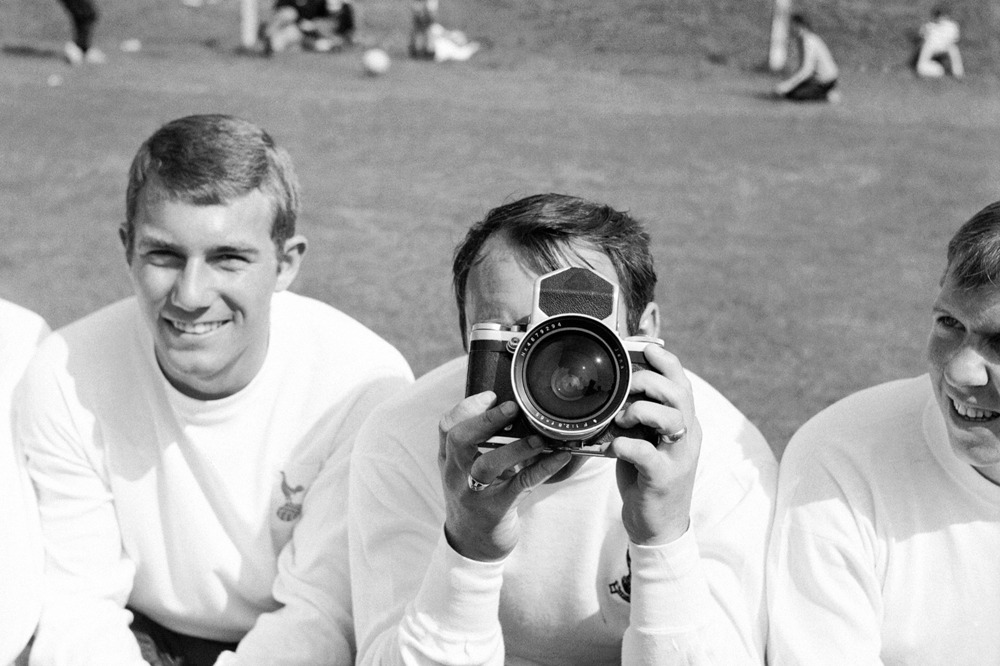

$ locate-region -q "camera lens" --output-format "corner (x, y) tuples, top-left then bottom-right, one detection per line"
(525, 332), (617, 420)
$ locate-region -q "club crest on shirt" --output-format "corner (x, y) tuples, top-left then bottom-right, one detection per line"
(277, 471), (306, 521)
(608, 549), (631, 603)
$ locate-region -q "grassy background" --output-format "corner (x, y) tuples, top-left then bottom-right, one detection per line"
(2, 0), (999, 456)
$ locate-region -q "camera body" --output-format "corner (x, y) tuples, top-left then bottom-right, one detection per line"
(466, 266), (662, 456)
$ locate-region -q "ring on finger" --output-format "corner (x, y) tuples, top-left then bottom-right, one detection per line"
(662, 426), (687, 443)
(467, 473), (492, 492)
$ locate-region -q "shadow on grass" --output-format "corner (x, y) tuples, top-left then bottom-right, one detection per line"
(2, 42), (62, 60)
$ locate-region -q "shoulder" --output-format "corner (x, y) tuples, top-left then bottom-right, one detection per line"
(27, 298), (137, 376)
(779, 376), (932, 501)
(272, 291), (412, 378)
(688, 370), (775, 468)
(0, 300), (48, 369)
(354, 356), (465, 455)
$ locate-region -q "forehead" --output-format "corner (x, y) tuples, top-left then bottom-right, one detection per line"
(133, 187), (274, 246)
(465, 236), (620, 323)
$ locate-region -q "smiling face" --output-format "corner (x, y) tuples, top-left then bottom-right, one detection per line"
(465, 234), (658, 482)
(927, 271), (1000, 485)
(126, 186), (304, 400)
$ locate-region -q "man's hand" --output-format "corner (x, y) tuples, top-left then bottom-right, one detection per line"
(609, 345), (701, 546)
(438, 392), (572, 562)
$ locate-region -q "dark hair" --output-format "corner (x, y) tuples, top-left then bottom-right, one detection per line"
(452, 193), (657, 343)
(122, 114), (300, 257)
(945, 201), (1000, 289)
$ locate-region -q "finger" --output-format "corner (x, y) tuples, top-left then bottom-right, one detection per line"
(609, 437), (660, 474)
(507, 451), (573, 495)
(469, 435), (547, 485)
(439, 391), (497, 466)
(627, 368), (688, 407)
(439, 391), (497, 434)
(615, 399), (685, 437)
(444, 400), (521, 469)
(641, 345), (691, 389)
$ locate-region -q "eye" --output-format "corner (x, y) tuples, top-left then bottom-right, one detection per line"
(215, 254), (250, 269)
(143, 250), (181, 267)
(935, 315), (963, 331)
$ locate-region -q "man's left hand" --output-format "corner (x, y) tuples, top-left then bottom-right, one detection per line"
(609, 344), (701, 546)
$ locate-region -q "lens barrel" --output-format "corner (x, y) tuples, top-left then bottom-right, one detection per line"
(511, 314), (631, 441)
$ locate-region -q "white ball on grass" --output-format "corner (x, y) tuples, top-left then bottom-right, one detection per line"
(362, 48), (391, 76)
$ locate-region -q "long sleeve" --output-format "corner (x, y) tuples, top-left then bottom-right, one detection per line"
(17, 346), (145, 666)
(218, 373), (413, 666)
(622, 464), (772, 664)
(766, 430), (884, 665)
(622, 373), (774, 664)
(350, 409), (506, 666)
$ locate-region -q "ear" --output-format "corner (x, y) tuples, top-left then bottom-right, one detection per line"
(119, 225), (133, 266)
(275, 235), (308, 292)
(636, 302), (660, 338)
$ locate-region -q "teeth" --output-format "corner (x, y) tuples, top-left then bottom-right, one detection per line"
(952, 399), (999, 421)
(169, 320), (225, 335)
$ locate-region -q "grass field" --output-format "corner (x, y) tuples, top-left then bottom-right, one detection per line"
(2, 0), (1000, 456)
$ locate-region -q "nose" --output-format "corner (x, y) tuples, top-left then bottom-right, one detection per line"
(944, 345), (990, 388)
(170, 260), (215, 311)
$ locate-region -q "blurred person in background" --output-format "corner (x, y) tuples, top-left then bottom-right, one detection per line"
(916, 5), (964, 79)
(16, 114), (412, 666)
(350, 193), (777, 665)
(0, 300), (48, 666)
(769, 201), (1000, 663)
(55, 0), (105, 65)
(774, 13), (840, 103)
(260, 0), (356, 54)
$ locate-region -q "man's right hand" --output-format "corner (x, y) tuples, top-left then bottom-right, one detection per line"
(438, 391), (572, 562)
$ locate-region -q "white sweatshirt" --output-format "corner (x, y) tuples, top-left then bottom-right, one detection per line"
(0, 300), (48, 666)
(350, 356), (776, 665)
(16, 292), (413, 665)
(768, 375), (1000, 664)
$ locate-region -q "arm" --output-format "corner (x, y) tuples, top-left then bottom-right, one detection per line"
(217, 373), (412, 666)
(776, 35), (818, 94)
(766, 438), (884, 665)
(351, 390), (570, 665)
(16, 351), (145, 666)
(615, 348), (771, 664)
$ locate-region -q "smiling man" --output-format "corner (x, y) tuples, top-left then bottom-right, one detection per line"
(768, 201), (1000, 664)
(15, 114), (413, 665)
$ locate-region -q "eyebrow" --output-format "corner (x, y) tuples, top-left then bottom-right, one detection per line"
(135, 237), (261, 257)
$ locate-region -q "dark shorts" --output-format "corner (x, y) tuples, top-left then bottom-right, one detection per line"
(784, 77), (837, 102)
(130, 609), (240, 666)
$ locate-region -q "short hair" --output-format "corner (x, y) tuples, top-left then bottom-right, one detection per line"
(945, 201), (1000, 290)
(452, 193), (657, 343)
(122, 114), (300, 257)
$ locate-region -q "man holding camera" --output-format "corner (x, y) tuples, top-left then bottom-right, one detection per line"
(15, 114), (413, 665)
(350, 193), (776, 664)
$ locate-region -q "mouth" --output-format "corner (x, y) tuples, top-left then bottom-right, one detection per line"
(163, 317), (230, 336)
(950, 397), (1000, 423)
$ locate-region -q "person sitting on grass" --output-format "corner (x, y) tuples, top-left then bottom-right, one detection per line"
(774, 14), (840, 103)
(350, 193), (777, 664)
(768, 200), (1000, 663)
(916, 6), (964, 79)
(15, 114), (413, 666)
(0, 300), (48, 666)
(261, 0), (356, 54)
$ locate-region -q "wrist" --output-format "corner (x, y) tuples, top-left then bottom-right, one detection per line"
(444, 522), (514, 562)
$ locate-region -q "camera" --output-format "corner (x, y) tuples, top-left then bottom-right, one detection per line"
(466, 266), (663, 456)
